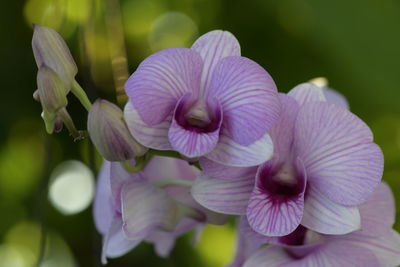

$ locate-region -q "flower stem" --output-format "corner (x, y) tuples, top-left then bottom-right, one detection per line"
(71, 80), (92, 111)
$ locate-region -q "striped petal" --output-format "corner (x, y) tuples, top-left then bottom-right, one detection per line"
(288, 83), (326, 106)
(191, 172), (254, 215)
(109, 162), (138, 213)
(125, 48), (203, 126)
(230, 218), (270, 267)
(102, 216), (140, 264)
(301, 185), (360, 235)
(290, 241), (380, 267)
(199, 157), (257, 179)
(294, 102), (383, 205)
(168, 94), (222, 158)
(124, 101), (172, 150)
(243, 246), (292, 267)
(205, 133), (274, 167)
(343, 230), (400, 267)
(191, 30), (240, 92)
(208, 56), (280, 146)
(357, 182), (395, 237)
(269, 94), (299, 159)
(246, 159), (306, 236)
(144, 156), (199, 184)
(146, 218), (198, 258)
(324, 87), (349, 109)
(246, 160), (307, 236)
(121, 177), (179, 240)
(93, 161), (114, 235)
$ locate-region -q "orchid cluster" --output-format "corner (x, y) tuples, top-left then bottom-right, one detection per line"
(32, 25), (400, 266)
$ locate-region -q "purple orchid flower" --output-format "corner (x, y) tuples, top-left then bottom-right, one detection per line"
(93, 156), (226, 263)
(231, 182), (400, 267)
(192, 83), (383, 236)
(124, 30), (280, 167)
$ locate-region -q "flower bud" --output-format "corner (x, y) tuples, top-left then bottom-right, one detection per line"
(88, 99), (148, 161)
(32, 24), (77, 88)
(36, 65), (69, 134)
(37, 66), (68, 113)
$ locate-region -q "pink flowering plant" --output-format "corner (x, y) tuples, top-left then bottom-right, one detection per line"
(31, 24), (400, 266)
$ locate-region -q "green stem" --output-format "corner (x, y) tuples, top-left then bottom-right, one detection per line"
(147, 149), (186, 161)
(71, 80), (92, 111)
(155, 179), (193, 188)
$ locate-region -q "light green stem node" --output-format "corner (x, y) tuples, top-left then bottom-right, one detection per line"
(120, 154), (152, 173)
(71, 80), (92, 111)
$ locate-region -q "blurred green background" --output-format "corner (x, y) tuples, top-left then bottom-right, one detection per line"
(0, 0), (399, 266)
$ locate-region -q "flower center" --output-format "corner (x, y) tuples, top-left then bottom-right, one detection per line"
(259, 163), (304, 198)
(174, 95), (222, 133)
(184, 103), (211, 128)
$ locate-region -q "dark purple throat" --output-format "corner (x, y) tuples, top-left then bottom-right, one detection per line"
(175, 96), (222, 133)
(258, 162), (305, 200)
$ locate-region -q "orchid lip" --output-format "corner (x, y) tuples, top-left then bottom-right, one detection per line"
(258, 162), (305, 199)
(174, 94), (222, 133)
(279, 225), (308, 246)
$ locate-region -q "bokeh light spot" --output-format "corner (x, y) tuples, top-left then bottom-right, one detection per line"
(65, 0), (90, 23)
(196, 224), (236, 267)
(0, 120), (44, 200)
(148, 11), (198, 52)
(49, 160), (94, 215)
(122, 0), (166, 38)
(24, 0), (65, 30)
(2, 221), (75, 267)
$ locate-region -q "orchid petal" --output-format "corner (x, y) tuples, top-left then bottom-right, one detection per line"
(205, 133), (274, 167)
(295, 102), (383, 205)
(191, 172), (254, 215)
(246, 159), (306, 236)
(121, 177), (179, 240)
(199, 157), (257, 179)
(168, 94), (222, 158)
(109, 162), (137, 213)
(324, 87), (349, 109)
(93, 161), (113, 235)
(269, 94), (299, 158)
(144, 156), (199, 184)
(239, 217), (278, 246)
(143, 157), (229, 225)
(208, 56), (280, 145)
(191, 30), (240, 92)
(243, 246), (292, 267)
(102, 216), (140, 264)
(124, 101), (172, 150)
(147, 231), (176, 258)
(344, 230), (400, 267)
(126, 48), (202, 125)
(230, 218), (268, 267)
(289, 241), (380, 267)
(288, 83), (326, 106)
(301, 185), (360, 235)
(357, 182), (395, 237)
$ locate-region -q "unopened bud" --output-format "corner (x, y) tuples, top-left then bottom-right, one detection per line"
(37, 65), (68, 113)
(32, 24), (77, 88)
(88, 99), (148, 161)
